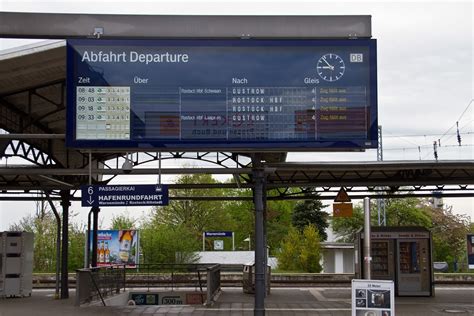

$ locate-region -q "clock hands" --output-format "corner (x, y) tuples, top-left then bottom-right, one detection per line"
(321, 57), (334, 71)
(317, 53), (345, 82)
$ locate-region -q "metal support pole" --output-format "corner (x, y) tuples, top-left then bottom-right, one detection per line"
(45, 192), (61, 299)
(363, 197), (371, 280)
(158, 152), (162, 184)
(262, 182), (268, 297)
(85, 209), (93, 268)
(232, 232), (235, 251)
(60, 190), (71, 299)
(252, 156), (265, 315)
(202, 232), (205, 251)
(91, 207), (100, 267)
(377, 125), (386, 226)
(88, 150), (92, 185)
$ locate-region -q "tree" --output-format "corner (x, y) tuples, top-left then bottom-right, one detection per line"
(140, 221), (199, 264)
(292, 193), (329, 241)
(110, 212), (137, 230)
(9, 204), (85, 272)
(419, 201), (470, 266)
(332, 198), (432, 242)
(331, 204), (365, 243)
(276, 226), (301, 271)
(10, 213), (57, 272)
(299, 225), (323, 273)
(266, 197), (295, 253)
(152, 174), (232, 238)
(332, 197), (471, 272)
(220, 188), (254, 251)
(276, 224), (323, 272)
(224, 187), (295, 254)
(68, 220), (86, 271)
(384, 198), (431, 227)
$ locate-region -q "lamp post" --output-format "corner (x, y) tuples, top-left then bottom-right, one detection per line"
(243, 235), (251, 250)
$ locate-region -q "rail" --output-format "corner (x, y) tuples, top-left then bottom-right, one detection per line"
(75, 265), (126, 306)
(127, 263), (210, 290)
(128, 263), (222, 305)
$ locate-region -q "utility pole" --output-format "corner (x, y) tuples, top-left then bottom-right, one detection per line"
(377, 125), (386, 226)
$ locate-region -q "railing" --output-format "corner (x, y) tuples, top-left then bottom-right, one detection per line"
(75, 264), (126, 306)
(206, 264), (221, 305)
(75, 263), (222, 306)
(127, 263), (207, 290)
(128, 263), (221, 305)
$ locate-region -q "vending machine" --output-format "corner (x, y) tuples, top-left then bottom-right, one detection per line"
(355, 227), (434, 297)
(0, 232), (34, 297)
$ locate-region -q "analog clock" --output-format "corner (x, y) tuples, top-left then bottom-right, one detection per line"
(317, 53), (345, 82)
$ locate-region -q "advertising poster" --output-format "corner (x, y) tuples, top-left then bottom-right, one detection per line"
(352, 279), (394, 316)
(90, 229), (139, 267)
(468, 234), (474, 270)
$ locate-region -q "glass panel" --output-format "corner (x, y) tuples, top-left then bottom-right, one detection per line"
(399, 241), (420, 273)
(371, 241), (389, 276)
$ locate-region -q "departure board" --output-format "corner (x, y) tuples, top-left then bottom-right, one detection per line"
(66, 39), (377, 151)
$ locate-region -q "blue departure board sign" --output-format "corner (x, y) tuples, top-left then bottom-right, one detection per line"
(66, 39), (377, 151)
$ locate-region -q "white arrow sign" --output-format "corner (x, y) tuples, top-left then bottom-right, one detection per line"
(87, 196), (94, 205)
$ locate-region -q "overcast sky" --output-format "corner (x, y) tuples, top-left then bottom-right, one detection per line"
(0, 0), (473, 231)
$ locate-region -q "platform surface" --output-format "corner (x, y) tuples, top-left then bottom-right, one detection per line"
(0, 286), (473, 315)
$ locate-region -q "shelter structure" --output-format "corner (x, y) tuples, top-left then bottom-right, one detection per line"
(1, 13), (474, 315)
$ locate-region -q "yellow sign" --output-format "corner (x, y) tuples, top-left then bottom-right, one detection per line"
(334, 187), (351, 203)
(333, 203), (353, 217)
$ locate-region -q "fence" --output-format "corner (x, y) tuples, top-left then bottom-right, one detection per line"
(75, 263), (221, 306)
(75, 264), (126, 306)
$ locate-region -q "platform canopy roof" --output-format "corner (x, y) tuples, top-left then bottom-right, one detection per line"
(0, 31), (473, 200)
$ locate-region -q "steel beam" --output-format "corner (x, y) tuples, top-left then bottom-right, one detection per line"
(1, 192), (474, 202)
(0, 13), (371, 39)
(0, 167), (255, 175)
(0, 134), (65, 139)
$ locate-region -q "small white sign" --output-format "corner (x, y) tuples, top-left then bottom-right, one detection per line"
(214, 240), (224, 250)
(350, 53), (364, 63)
(352, 279), (394, 316)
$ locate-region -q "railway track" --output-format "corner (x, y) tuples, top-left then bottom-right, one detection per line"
(31, 272), (474, 288)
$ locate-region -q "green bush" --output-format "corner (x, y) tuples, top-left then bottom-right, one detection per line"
(277, 224), (323, 273)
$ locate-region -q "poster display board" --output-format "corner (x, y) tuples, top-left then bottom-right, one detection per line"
(468, 234), (474, 269)
(67, 39), (377, 151)
(90, 229), (139, 267)
(352, 279), (394, 316)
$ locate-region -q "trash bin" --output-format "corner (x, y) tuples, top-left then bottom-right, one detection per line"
(242, 262), (271, 294)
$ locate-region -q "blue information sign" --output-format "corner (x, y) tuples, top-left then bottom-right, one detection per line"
(81, 184), (168, 207)
(204, 231), (233, 237)
(67, 39), (377, 151)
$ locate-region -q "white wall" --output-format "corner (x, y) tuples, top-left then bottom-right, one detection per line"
(195, 251), (278, 269)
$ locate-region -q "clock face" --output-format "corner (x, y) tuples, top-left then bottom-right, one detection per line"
(317, 53), (345, 82)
